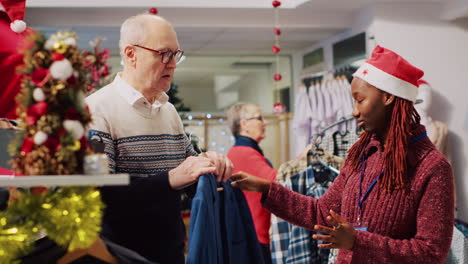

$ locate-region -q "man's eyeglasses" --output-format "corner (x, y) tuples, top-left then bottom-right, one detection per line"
(245, 116), (264, 121)
(132, 45), (184, 64)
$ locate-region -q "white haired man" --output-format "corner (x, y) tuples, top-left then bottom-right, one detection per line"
(86, 14), (233, 263)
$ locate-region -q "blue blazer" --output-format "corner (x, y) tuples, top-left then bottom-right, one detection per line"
(187, 174), (264, 264)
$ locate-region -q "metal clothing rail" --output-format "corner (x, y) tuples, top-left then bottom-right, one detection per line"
(312, 115), (356, 144)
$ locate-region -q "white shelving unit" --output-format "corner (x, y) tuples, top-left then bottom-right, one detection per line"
(0, 174), (129, 187)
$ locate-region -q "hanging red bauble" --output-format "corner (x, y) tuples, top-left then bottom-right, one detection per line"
(274, 28), (281, 35)
(272, 45), (280, 54)
(149, 7), (158, 14)
(272, 1), (281, 8)
(273, 102), (286, 115)
(273, 73), (282, 81)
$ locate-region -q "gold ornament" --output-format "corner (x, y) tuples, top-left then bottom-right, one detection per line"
(53, 41), (67, 54)
(66, 140), (81, 152)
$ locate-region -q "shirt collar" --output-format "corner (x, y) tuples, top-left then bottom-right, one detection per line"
(114, 73), (169, 109)
(234, 136), (264, 156)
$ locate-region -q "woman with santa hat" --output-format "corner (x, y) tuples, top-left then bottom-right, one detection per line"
(231, 46), (454, 263)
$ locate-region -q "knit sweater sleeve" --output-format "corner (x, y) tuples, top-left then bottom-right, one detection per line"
(352, 159), (454, 263)
(263, 165), (348, 230)
(87, 113), (117, 174)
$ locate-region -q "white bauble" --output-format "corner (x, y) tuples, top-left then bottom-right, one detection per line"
(64, 37), (77, 46)
(34, 131), (48, 145)
(63, 120), (84, 139)
(33, 88), (46, 102)
(44, 39), (55, 50)
(50, 59), (73, 81)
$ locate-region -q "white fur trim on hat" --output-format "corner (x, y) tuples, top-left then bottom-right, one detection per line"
(10, 20), (26, 33)
(353, 62), (418, 102)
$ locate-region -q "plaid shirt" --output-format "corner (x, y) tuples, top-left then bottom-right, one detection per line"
(270, 167), (334, 264)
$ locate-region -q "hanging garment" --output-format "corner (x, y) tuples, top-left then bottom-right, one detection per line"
(187, 174), (264, 264)
(293, 85), (313, 156)
(270, 166), (336, 264)
(445, 224), (467, 264)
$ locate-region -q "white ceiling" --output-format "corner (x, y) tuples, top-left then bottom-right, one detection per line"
(24, 0), (466, 93)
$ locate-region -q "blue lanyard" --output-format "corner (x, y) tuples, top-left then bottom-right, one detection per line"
(356, 132), (427, 224)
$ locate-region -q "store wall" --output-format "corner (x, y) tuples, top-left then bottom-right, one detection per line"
(371, 17), (468, 222)
(177, 83), (218, 112)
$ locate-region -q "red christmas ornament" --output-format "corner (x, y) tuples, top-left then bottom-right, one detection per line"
(45, 137), (61, 153)
(31, 68), (49, 87)
(80, 135), (88, 151)
(87, 85), (94, 91)
(272, 45), (281, 54)
(27, 101), (48, 117)
(67, 75), (78, 86)
(51, 52), (65, 61)
(273, 73), (282, 81)
(25, 115), (37, 126)
(273, 102), (286, 115)
(65, 107), (80, 120)
(57, 127), (67, 138)
(149, 7), (158, 14)
(20, 137), (34, 154)
(274, 28), (281, 35)
(31, 187), (48, 195)
(272, 1), (281, 8)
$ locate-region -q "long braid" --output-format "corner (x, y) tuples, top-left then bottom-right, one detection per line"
(346, 98), (420, 192)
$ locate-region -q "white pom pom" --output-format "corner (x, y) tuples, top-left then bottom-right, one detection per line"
(34, 131), (48, 145)
(64, 37), (77, 46)
(44, 39), (55, 50)
(33, 88), (46, 102)
(63, 120), (84, 139)
(10, 20), (26, 33)
(50, 59), (73, 81)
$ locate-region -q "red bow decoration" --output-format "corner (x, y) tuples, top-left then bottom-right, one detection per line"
(272, 1), (281, 8)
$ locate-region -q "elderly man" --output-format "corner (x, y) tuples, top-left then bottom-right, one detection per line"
(86, 14), (233, 263)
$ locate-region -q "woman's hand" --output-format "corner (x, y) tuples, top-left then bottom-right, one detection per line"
(230, 171), (270, 194)
(312, 209), (357, 250)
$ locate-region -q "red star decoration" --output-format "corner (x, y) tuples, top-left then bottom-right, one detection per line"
(362, 69), (369, 75)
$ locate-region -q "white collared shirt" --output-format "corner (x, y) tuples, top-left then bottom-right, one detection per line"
(114, 73), (169, 115)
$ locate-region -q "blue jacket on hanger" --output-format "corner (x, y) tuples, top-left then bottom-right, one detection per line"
(187, 174), (264, 264)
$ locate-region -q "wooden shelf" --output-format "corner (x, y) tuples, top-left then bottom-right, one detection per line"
(0, 174), (129, 187)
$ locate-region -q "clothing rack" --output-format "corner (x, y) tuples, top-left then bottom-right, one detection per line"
(311, 115), (356, 146)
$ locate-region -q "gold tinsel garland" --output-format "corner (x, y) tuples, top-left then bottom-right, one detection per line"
(0, 30), (105, 263)
(0, 188), (104, 263)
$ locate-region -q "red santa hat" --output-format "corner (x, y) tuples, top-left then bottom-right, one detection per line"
(0, 0), (27, 33)
(352, 45), (424, 103)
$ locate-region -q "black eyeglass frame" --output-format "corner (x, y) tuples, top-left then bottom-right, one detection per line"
(132, 44), (184, 64)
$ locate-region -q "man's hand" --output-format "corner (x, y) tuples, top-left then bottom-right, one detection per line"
(168, 156), (216, 190)
(200, 151), (234, 182)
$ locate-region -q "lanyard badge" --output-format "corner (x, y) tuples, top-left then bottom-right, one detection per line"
(353, 132), (427, 232)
